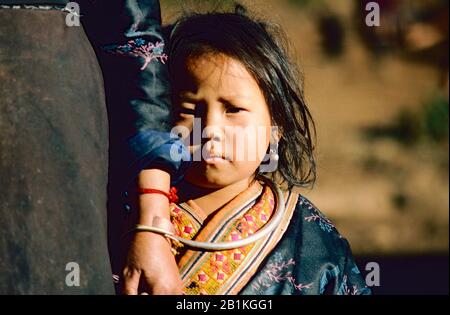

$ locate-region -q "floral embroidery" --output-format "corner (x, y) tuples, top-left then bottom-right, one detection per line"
(301, 196), (335, 233)
(103, 39), (168, 70)
(338, 275), (360, 295)
(251, 253), (313, 293)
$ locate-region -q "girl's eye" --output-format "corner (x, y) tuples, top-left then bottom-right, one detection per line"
(226, 107), (246, 114)
(178, 107), (196, 116)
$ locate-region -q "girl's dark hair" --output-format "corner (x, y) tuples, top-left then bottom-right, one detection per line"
(167, 4), (316, 189)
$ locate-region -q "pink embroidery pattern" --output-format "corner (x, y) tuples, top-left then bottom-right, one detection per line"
(103, 39), (168, 71)
(301, 197), (335, 233)
(251, 256), (313, 293)
(339, 275), (360, 295)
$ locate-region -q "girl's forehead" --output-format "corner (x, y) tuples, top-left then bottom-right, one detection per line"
(188, 54), (249, 78)
(179, 54), (260, 93)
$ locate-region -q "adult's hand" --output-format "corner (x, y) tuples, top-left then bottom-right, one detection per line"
(121, 168), (183, 295)
(122, 231), (183, 295)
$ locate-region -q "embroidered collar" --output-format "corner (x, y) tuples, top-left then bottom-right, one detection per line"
(169, 180), (298, 295)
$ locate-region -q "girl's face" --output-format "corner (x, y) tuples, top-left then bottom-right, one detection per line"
(173, 53), (272, 189)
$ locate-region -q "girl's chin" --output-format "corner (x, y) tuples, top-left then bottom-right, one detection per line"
(184, 162), (258, 189)
(187, 176), (229, 189)
(185, 170), (233, 189)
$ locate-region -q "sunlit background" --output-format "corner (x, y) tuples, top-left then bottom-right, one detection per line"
(161, 0), (449, 294)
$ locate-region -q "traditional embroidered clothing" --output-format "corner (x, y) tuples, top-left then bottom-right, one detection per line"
(169, 180), (371, 295)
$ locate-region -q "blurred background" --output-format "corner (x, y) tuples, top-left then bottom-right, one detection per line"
(161, 0), (449, 294)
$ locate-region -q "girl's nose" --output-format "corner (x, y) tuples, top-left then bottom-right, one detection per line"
(202, 110), (224, 141)
(203, 124), (223, 143)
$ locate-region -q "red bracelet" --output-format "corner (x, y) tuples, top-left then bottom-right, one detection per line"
(138, 186), (179, 203)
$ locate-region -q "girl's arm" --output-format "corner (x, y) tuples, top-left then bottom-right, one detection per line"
(137, 169), (171, 226)
(122, 169), (182, 295)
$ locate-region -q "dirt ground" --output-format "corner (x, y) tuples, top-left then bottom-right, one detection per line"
(161, 0), (449, 256)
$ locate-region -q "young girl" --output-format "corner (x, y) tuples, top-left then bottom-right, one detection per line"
(123, 6), (371, 295)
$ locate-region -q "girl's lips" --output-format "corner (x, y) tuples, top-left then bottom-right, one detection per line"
(204, 152), (230, 164)
(204, 157), (227, 164)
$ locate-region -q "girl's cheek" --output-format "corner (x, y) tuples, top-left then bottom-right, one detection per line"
(224, 136), (260, 163)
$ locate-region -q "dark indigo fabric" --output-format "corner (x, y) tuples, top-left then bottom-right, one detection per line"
(80, 0), (189, 193)
(241, 196), (372, 295)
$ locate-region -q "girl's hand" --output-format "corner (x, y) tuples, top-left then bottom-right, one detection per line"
(121, 231), (183, 295)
